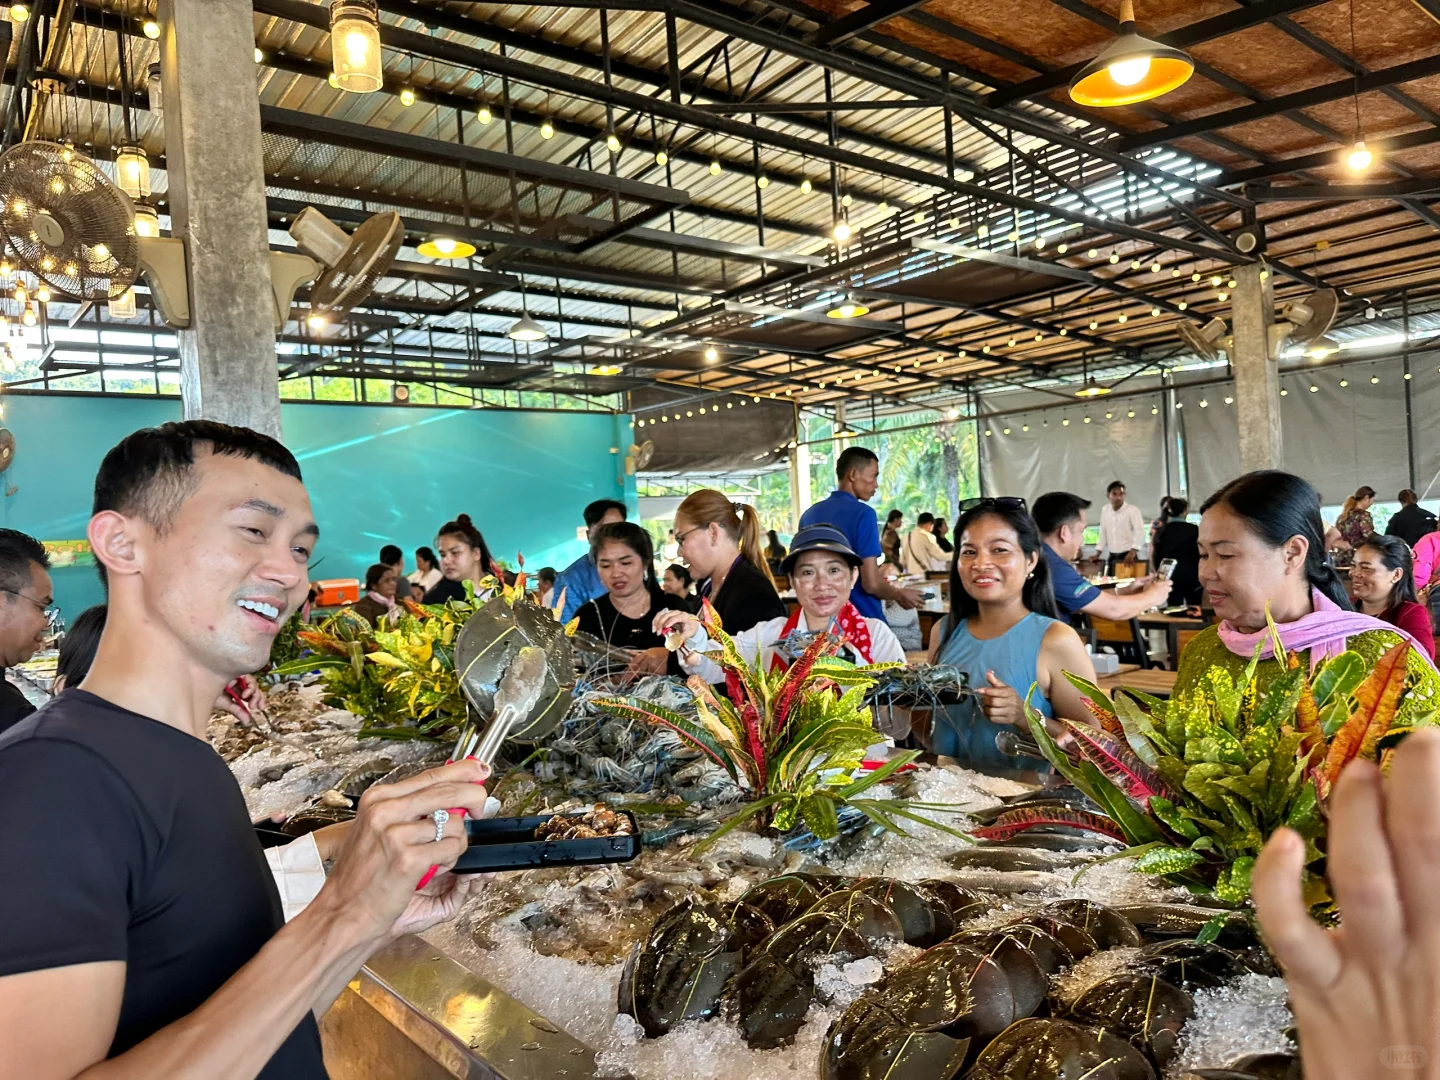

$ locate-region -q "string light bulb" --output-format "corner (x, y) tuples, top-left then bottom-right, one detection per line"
(540, 119), (556, 140)
(1347, 140), (1372, 171)
(833, 220), (852, 244)
(478, 105), (493, 125)
(399, 86), (416, 107)
(709, 159), (722, 176)
(9, 3), (29, 20)
(142, 17), (160, 38)
(653, 148), (667, 165)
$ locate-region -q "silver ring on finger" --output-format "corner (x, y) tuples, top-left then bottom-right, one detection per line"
(431, 808), (450, 843)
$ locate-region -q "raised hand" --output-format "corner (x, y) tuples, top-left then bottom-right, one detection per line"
(974, 670), (1025, 728)
(1252, 728), (1440, 1080)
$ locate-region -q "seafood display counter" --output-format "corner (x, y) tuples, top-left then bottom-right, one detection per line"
(226, 685), (1298, 1080)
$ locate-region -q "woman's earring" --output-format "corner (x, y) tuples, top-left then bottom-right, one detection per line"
(1027, 571), (1034, 580)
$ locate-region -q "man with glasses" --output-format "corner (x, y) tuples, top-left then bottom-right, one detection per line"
(0, 529), (54, 735)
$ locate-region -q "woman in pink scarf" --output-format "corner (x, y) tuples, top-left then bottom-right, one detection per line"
(351, 563), (398, 628)
(1177, 472), (1440, 725)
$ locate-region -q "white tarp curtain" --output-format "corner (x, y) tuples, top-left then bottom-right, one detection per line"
(978, 356), (1429, 523)
(1177, 364), (1415, 507)
(979, 392), (1170, 524)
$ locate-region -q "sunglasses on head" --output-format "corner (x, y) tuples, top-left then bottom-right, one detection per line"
(958, 496), (1028, 514)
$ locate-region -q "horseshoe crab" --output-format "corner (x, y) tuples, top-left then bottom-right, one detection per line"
(1115, 904), (1257, 948)
(878, 941), (1014, 1040)
(916, 879), (986, 922)
(1006, 914), (1098, 961)
(1067, 971), (1195, 1066)
(1042, 899), (1143, 949)
(739, 874), (825, 926)
(1185, 1053), (1302, 1080)
(617, 899), (743, 1037)
(808, 889), (907, 947)
(821, 997), (972, 1080)
(961, 923), (1072, 975)
(1132, 939), (1249, 989)
(851, 878), (948, 946)
(947, 929), (1049, 1020)
(968, 1017), (1156, 1080)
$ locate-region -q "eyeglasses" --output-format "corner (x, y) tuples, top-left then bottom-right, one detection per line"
(2, 589), (61, 629)
(958, 496), (1028, 514)
(674, 524), (708, 548)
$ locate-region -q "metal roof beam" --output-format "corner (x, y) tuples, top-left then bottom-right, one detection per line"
(1250, 181), (1440, 201)
(1114, 54), (1440, 152)
(804, 0), (933, 48)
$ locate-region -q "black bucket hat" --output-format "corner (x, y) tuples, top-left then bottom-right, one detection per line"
(780, 523), (862, 575)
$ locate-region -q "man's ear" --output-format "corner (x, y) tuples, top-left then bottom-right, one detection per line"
(89, 510), (147, 580)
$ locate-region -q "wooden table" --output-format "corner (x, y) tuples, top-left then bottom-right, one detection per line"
(1136, 611), (1207, 664)
(1097, 664), (1179, 698)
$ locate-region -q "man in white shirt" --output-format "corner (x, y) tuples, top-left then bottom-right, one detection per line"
(901, 512), (948, 575)
(1099, 480), (1147, 573)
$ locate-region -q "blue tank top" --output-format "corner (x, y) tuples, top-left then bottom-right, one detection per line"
(933, 611), (1056, 772)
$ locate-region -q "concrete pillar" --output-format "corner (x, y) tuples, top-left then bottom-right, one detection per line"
(1230, 261), (1280, 473)
(159, 0), (282, 438)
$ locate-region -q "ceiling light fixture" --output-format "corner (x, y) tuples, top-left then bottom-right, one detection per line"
(508, 313), (548, 341)
(605, 132), (620, 152)
(1075, 377), (1111, 398)
(399, 86), (416, 107)
(827, 294), (869, 319)
(329, 0), (383, 93)
(116, 146), (151, 199)
(800, 177), (813, 194)
(587, 364), (622, 376)
(1305, 336), (1340, 360)
(833, 220), (853, 244)
(704, 345), (719, 362)
(1345, 0), (1375, 172)
(1069, 0), (1194, 107)
(417, 236), (476, 259)
(653, 148), (667, 165)
(479, 105), (493, 125)
(142, 17), (160, 38)
(540, 119), (555, 139)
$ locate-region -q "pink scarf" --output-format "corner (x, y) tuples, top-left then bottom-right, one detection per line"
(770, 603), (874, 672)
(367, 590), (395, 610)
(1216, 587), (1437, 672)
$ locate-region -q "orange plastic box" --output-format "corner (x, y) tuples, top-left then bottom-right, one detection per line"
(313, 578), (360, 607)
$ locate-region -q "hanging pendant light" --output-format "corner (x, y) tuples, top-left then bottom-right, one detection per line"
(329, 0), (383, 94)
(146, 63), (163, 116)
(417, 235), (476, 259)
(109, 287), (138, 319)
(132, 203), (161, 238)
(1343, 2), (1375, 173)
(508, 313), (547, 342)
(116, 146), (151, 199)
(826, 294), (869, 319)
(1069, 0), (1193, 107)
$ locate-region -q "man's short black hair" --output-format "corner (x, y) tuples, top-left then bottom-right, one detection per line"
(94, 420), (302, 527)
(0, 528), (48, 596)
(1167, 496), (1189, 517)
(916, 512), (935, 526)
(836, 446), (878, 482)
(583, 499), (628, 528)
(1032, 492), (1092, 536)
(886, 509), (904, 525)
(379, 544), (402, 566)
(92, 421), (302, 586)
(1107, 480), (1126, 495)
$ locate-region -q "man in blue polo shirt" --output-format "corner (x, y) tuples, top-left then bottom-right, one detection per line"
(800, 446), (921, 620)
(555, 498), (627, 621)
(1032, 491), (1172, 619)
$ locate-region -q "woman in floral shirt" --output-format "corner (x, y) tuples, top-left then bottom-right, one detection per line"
(1334, 485), (1377, 551)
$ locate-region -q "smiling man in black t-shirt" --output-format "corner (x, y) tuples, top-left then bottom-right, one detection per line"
(0, 421), (491, 1079)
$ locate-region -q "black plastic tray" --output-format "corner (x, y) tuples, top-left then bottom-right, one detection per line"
(452, 810), (641, 873)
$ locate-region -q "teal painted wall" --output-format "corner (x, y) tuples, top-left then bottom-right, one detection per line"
(3, 393), (634, 622)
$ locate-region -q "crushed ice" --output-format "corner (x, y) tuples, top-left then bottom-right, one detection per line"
(1167, 973), (1295, 1078)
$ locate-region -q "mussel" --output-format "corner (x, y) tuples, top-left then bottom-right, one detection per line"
(617, 898), (743, 1037)
(1068, 971), (1195, 1066)
(1042, 899), (1143, 949)
(969, 1017), (1157, 1080)
(821, 997), (972, 1080)
(279, 805), (354, 836)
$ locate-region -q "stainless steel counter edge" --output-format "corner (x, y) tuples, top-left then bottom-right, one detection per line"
(323, 933), (629, 1080)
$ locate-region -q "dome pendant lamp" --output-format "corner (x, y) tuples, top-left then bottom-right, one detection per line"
(1069, 0), (1193, 108)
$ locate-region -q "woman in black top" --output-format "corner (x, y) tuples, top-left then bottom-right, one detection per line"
(422, 514), (495, 605)
(933, 516), (954, 554)
(1150, 496), (1202, 606)
(672, 489), (787, 635)
(576, 523), (686, 674)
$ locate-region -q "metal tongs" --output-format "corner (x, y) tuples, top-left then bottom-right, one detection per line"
(416, 646), (549, 889)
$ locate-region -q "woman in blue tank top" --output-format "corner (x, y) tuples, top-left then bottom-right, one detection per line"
(926, 498), (1098, 773)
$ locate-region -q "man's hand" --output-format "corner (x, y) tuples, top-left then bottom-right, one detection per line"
(892, 587), (923, 610)
(1252, 729), (1440, 1080)
(311, 759), (490, 942)
(216, 674), (266, 723)
(1122, 549), (1137, 566)
(974, 671), (1024, 727)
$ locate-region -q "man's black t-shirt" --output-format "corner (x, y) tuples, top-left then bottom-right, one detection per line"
(0, 690), (327, 1077)
(0, 675), (36, 736)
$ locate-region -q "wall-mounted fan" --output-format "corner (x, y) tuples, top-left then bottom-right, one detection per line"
(281, 207), (403, 329)
(624, 439), (655, 476)
(0, 429), (15, 473)
(1176, 317), (1228, 361)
